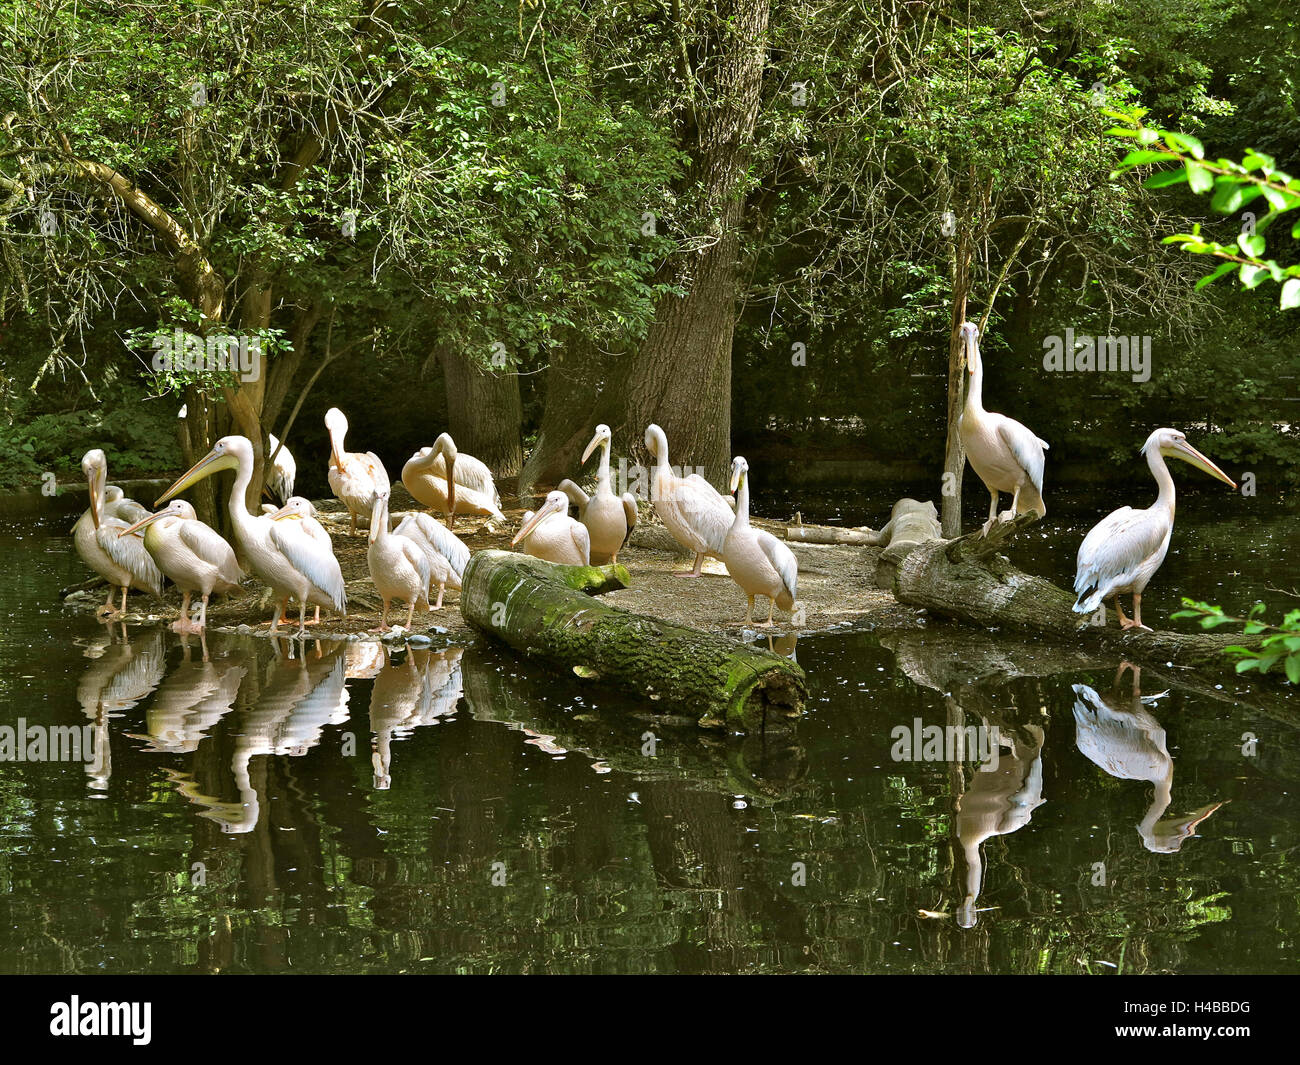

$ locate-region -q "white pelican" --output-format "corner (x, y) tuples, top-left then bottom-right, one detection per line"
(102, 485), (151, 525)
(325, 406), (390, 534)
(1072, 428), (1235, 630)
(956, 322), (1050, 535)
(512, 489), (591, 565)
(156, 435), (346, 636)
(401, 432), (504, 528)
(265, 496), (334, 626)
(722, 456), (798, 626)
(367, 488), (431, 629)
(559, 423), (639, 564)
(644, 422), (733, 576)
(264, 432), (297, 505)
(393, 511), (468, 608)
(1072, 663), (1223, 852)
(119, 500), (243, 634)
(74, 450), (164, 619)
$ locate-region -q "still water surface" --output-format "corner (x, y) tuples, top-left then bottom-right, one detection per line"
(1, 489), (1297, 974)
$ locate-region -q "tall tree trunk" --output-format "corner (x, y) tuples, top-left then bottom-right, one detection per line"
(941, 222), (973, 538)
(439, 341), (523, 478)
(612, 0), (771, 489)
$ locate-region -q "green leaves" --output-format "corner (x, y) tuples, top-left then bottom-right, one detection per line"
(1174, 599), (1300, 682)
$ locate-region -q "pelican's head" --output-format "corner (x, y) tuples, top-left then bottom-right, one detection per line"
(268, 497), (315, 522)
(729, 455), (749, 493)
(324, 407), (348, 467)
(82, 449), (108, 527)
(156, 435), (250, 506)
(960, 321), (980, 375)
(368, 489), (391, 543)
(119, 499), (194, 538)
(512, 490), (568, 546)
(582, 424), (612, 464)
(1141, 428), (1235, 489)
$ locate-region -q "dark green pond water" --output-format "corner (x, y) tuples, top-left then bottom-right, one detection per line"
(1, 489), (1297, 974)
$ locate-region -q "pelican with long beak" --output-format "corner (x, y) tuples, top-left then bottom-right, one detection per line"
(119, 500), (243, 633)
(366, 489), (431, 630)
(156, 435), (346, 636)
(73, 449), (164, 619)
(512, 490), (591, 565)
(401, 432), (504, 528)
(721, 457), (798, 626)
(644, 423), (733, 576)
(1073, 428), (1235, 630)
(559, 423), (639, 564)
(325, 406), (390, 535)
(956, 322), (1050, 535)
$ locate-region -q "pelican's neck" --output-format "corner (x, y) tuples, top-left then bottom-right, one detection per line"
(1147, 447), (1176, 515)
(596, 440), (612, 492)
(372, 495), (390, 543)
(226, 455), (256, 536)
(734, 474), (751, 529)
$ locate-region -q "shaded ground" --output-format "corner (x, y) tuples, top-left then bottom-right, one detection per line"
(62, 484), (919, 643)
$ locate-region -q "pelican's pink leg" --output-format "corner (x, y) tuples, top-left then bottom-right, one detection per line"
(675, 552), (706, 577)
(268, 599), (285, 637)
(1127, 593), (1152, 632)
(371, 599), (392, 633)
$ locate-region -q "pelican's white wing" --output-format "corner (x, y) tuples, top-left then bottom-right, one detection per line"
(432, 450), (499, 504)
(97, 519), (164, 594)
(1072, 506), (1171, 612)
(395, 511), (470, 578)
(557, 478), (590, 515)
(666, 475), (733, 556)
(362, 452), (391, 494)
(397, 534), (433, 595)
(997, 418), (1049, 496)
(570, 519), (591, 565)
(755, 529), (798, 606)
(107, 496), (152, 525)
(177, 519), (244, 585)
(269, 520), (347, 612)
(1071, 684), (1167, 782)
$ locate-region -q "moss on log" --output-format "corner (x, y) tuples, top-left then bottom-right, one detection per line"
(461, 550), (807, 730)
(892, 513), (1264, 669)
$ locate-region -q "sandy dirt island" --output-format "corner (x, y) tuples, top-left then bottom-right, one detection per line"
(62, 485), (920, 644)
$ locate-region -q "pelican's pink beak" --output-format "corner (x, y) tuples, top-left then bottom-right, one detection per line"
(512, 496), (564, 545)
(267, 502), (299, 521)
(156, 447), (235, 506)
(581, 431), (604, 465)
(1169, 439), (1236, 489)
(86, 467), (104, 530)
(118, 510), (164, 538)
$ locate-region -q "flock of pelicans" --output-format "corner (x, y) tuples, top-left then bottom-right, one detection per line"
(72, 323), (1237, 638)
(72, 409), (797, 636)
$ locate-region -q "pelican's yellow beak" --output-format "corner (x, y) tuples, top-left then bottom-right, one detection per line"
(156, 448), (237, 506)
(512, 497), (562, 546)
(581, 431), (604, 465)
(729, 466), (744, 493)
(444, 450), (457, 516)
(1168, 439), (1236, 489)
(87, 467), (103, 530)
(267, 502), (299, 521)
(118, 511), (163, 538)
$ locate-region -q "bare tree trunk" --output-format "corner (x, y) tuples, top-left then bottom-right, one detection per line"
(520, 334), (617, 492)
(611, 0), (771, 490)
(941, 221), (973, 538)
(438, 341), (523, 478)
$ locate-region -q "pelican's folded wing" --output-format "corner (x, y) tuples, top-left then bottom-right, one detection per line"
(270, 521), (346, 613)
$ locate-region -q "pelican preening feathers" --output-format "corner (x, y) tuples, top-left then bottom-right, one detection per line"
(325, 406), (390, 535)
(1073, 428), (1235, 630)
(401, 432), (505, 528)
(957, 321), (1050, 536)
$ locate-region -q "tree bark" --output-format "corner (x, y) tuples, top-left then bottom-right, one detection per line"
(461, 550), (805, 731)
(519, 334), (615, 492)
(941, 215), (972, 538)
(610, 0), (771, 490)
(439, 341), (523, 478)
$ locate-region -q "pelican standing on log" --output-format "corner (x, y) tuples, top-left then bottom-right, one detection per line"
(73, 450), (164, 619)
(367, 489), (431, 630)
(722, 457), (799, 626)
(1073, 428), (1235, 631)
(644, 423), (732, 576)
(957, 322), (1050, 535)
(119, 500), (243, 633)
(325, 407), (390, 535)
(393, 511), (468, 609)
(559, 424), (638, 564)
(513, 490), (591, 565)
(157, 435), (347, 636)
(401, 432), (504, 528)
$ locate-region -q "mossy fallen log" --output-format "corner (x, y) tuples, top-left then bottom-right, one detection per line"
(892, 514), (1264, 668)
(460, 549), (807, 730)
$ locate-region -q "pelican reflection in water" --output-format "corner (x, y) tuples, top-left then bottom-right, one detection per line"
(75, 624), (166, 789)
(369, 646), (464, 789)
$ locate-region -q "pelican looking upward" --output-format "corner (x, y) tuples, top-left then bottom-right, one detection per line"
(1073, 428), (1235, 631)
(401, 432), (504, 528)
(120, 500), (243, 634)
(325, 407), (390, 535)
(644, 423), (733, 576)
(73, 449), (164, 619)
(722, 457), (799, 626)
(957, 322), (1050, 535)
(512, 490), (590, 566)
(157, 435), (346, 636)
(559, 424), (639, 564)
